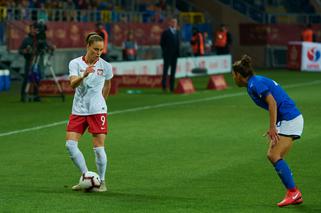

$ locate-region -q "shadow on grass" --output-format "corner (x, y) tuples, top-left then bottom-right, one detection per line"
(30, 186), (196, 203)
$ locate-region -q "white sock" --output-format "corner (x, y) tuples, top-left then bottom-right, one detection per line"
(66, 140), (88, 174)
(94, 146), (107, 181)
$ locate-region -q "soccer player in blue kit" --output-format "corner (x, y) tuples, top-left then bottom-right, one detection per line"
(232, 55), (304, 207)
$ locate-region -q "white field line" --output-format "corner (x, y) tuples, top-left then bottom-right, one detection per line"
(0, 80), (320, 137)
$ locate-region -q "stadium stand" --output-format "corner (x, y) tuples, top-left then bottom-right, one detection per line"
(0, 0), (319, 78)
(0, 0), (213, 78)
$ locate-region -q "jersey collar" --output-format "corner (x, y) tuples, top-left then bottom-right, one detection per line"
(82, 55), (99, 65)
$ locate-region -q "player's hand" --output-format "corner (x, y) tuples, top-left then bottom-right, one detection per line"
(266, 127), (280, 146)
(83, 66), (95, 78)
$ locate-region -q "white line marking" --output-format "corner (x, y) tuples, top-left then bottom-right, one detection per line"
(282, 80), (321, 88)
(0, 80), (320, 137)
(110, 92), (244, 115)
(0, 121), (67, 137)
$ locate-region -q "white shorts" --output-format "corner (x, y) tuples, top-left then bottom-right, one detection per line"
(276, 115), (304, 140)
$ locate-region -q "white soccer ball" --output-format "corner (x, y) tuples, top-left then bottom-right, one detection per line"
(79, 171), (101, 190)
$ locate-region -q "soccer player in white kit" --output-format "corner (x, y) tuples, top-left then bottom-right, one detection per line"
(65, 32), (113, 192)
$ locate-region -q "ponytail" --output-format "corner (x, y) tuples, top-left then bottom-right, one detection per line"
(232, 54), (254, 77)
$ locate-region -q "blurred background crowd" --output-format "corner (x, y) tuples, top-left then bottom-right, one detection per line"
(0, 0), (320, 85)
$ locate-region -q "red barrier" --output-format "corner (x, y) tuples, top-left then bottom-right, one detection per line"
(207, 75), (228, 90)
(175, 78), (195, 94)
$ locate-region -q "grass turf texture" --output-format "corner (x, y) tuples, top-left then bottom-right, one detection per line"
(0, 70), (321, 212)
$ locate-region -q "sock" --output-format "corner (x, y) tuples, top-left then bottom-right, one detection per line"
(66, 140), (88, 174)
(94, 146), (107, 181)
(274, 159), (296, 190)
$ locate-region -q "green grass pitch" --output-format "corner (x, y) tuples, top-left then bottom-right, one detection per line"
(0, 70), (321, 212)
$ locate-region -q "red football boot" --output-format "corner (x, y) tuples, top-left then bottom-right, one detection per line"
(277, 189), (303, 207)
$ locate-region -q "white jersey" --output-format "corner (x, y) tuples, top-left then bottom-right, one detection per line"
(69, 56), (113, 115)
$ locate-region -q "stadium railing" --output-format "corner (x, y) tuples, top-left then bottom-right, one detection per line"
(217, 0), (267, 23)
(217, 0), (320, 24)
(266, 13), (321, 24)
(179, 12), (205, 24)
(1, 7), (174, 23)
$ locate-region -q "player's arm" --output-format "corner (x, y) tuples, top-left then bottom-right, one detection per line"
(265, 94), (280, 145)
(102, 79), (111, 99)
(69, 66), (94, 89)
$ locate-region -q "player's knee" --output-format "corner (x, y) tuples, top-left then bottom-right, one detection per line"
(267, 153), (272, 162)
(93, 140), (105, 147)
(267, 152), (279, 163)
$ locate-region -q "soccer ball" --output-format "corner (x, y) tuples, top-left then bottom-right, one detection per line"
(79, 171), (101, 190)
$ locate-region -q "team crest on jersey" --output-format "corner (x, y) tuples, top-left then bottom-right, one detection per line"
(97, 69), (104, 76)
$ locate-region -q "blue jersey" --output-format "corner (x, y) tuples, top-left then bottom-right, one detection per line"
(247, 75), (301, 122)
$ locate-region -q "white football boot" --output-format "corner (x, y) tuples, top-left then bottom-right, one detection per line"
(90, 181), (107, 192)
(71, 184), (82, 191)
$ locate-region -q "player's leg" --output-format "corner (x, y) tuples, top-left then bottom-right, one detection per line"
(66, 132), (87, 174)
(66, 131), (88, 174)
(267, 136), (295, 188)
(91, 134), (108, 192)
(66, 131), (89, 191)
(267, 136), (302, 207)
(269, 115), (304, 206)
(88, 114), (108, 192)
(93, 134), (107, 181)
(66, 115), (89, 182)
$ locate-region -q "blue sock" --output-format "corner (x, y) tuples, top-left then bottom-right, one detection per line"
(274, 159), (296, 190)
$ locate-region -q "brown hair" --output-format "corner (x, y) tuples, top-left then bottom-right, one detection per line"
(232, 54), (254, 78)
(85, 32), (103, 46)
